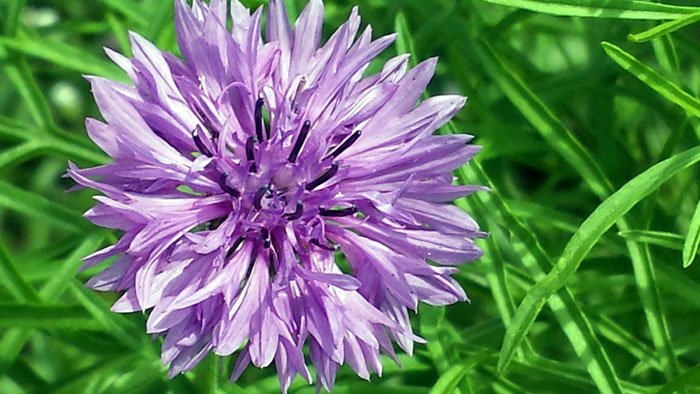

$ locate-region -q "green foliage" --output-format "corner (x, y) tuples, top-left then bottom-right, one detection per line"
(3, 0), (700, 393)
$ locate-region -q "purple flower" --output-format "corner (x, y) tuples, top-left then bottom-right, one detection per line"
(68, 0), (485, 391)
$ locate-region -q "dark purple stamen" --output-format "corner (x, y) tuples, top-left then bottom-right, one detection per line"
(217, 173), (240, 197)
(255, 97), (265, 141)
(288, 120), (311, 163)
(319, 205), (357, 217)
(246, 136), (257, 173)
(195, 107), (219, 139)
(327, 130), (362, 159)
(226, 236), (246, 259)
(261, 228), (270, 248)
(310, 238), (336, 251)
(192, 128), (213, 157)
(284, 201), (304, 220)
(306, 162), (339, 191)
(268, 252), (277, 278)
(253, 185), (268, 210)
(245, 136), (256, 161)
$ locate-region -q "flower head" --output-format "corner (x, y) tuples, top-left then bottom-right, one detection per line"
(69, 0), (485, 391)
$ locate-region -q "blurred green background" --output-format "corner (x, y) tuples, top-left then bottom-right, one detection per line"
(3, 0), (700, 393)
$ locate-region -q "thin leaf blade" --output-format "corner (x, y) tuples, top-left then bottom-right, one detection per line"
(682, 199), (700, 267)
(602, 41), (700, 118)
(479, 0), (700, 20)
(628, 12), (700, 42)
(500, 145), (700, 376)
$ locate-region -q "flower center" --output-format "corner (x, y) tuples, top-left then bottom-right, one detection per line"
(192, 97), (360, 251)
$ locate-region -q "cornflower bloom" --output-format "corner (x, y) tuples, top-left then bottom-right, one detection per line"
(68, 0), (485, 391)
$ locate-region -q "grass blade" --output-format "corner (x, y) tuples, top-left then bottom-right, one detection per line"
(394, 12), (419, 68)
(656, 363), (700, 394)
(429, 361), (478, 394)
(0, 45), (53, 129)
(68, 279), (145, 351)
(602, 41), (700, 118)
(0, 141), (42, 170)
(40, 233), (105, 298)
(500, 145), (700, 377)
(0, 303), (100, 329)
(457, 160), (624, 394)
(106, 13), (133, 57)
(628, 12), (700, 42)
(45, 135), (110, 165)
(473, 38), (611, 199)
(0, 33), (125, 81)
(0, 116), (34, 141)
(682, 199), (700, 267)
(98, 0), (148, 26)
(619, 230), (684, 250)
(471, 33), (680, 383)
(0, 240), (40, 303)
(0, 179), (89, 233)
(3, 0), (26, 36)
(585, 311), (662, 372)
(478, 0), (700, 19)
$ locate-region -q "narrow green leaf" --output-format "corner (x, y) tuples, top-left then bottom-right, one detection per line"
(428, 362), (475, 394)
(651, 34), (682, 85)
(479, 0), (700, 19)
(471, 34), (680, 382)
(628, 12), (700, 42)
(656, 363), (700, 394)
(99, 0), (148, 26)
(0, 240), (40, 303)
(394, 12), (419, 68)
(0, 303), (100, 329)
(106, 13), (133, 57)
(473, 38), (612, 199)
(68, 280), (144, 350)
(482, 220), (519, 327)
(0, 134), (107, 167)
(602, 41), (700, 118)
(0, 179), (89, 232)
(585, 309), (662, 371)
(37, 354), (137, 394)
(0, 330), (30, 374)
(1, 236), (107, 373)
(682, 199), (700, 267)
(420, 306), (451, 373)
(0, 45), (54, 129)
(4, 0), (26, 35)
(457, 161), (624, 394)
(500, 145), (700, 376)
(0, 33), (125, 81)
(46, 136), (110, 165)
(618, 230), (684, 250)
(507, 200), (582, 233)
(657, 265), (700, 309)
(0, 115), (30, 141)
(0, 141), (42, 170)
(41, 233), (105, 298)
(144, 0), (176, 46)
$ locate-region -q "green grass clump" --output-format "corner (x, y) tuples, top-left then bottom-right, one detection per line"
(3, 0), (700, 393)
